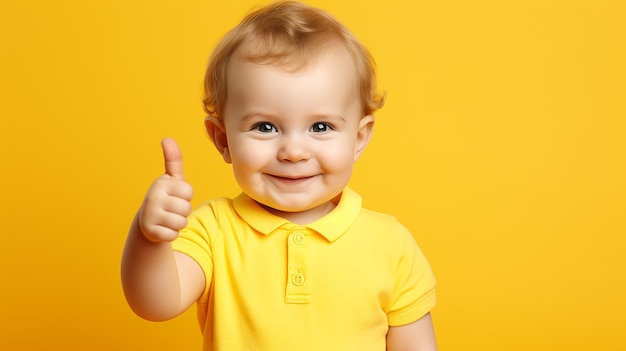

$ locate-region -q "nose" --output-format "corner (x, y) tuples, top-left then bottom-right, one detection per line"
(277, 134), (310, 162)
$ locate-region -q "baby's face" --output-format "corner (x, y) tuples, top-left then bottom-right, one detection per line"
(219, 47), (373, 223)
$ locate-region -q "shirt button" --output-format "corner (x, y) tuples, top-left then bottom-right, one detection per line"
(293, 232), (305, 245)
(292, 272), (305, 286)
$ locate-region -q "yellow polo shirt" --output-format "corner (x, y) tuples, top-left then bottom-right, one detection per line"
(172, 187), (436, 351)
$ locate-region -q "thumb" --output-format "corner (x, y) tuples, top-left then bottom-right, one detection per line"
(161, 138), (185, 180)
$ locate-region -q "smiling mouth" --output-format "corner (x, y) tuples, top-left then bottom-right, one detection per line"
(267, 174), (317, 182)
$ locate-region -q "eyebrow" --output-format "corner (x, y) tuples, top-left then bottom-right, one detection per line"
(314, 114), (346, 123)
(237, 112), (277, 124)
(239, 112), (347, 123)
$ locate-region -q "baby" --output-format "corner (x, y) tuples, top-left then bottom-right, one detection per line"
(122, 1), (437, 350)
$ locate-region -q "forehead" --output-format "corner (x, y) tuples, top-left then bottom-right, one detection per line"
(225, 47), (361, 116)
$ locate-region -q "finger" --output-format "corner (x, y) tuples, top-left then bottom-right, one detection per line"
(161, 197), (193, 218)
(161, 138), (185, 180)
(139, 209), (185, 243)
(155, 213), (189, 233)
(145, 224), (181, 243)
(165, 179), (194, 201)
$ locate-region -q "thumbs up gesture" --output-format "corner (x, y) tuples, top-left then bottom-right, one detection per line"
(138, 138), (194, 242)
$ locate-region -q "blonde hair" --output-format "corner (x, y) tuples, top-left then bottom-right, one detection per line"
(203, 1), (385, 118)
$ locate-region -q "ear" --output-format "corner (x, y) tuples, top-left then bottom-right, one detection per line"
(354, 114), (375, 162)
(205, 116), (232, 163)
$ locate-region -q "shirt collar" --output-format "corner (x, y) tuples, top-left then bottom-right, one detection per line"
(232, 187), (362, 242)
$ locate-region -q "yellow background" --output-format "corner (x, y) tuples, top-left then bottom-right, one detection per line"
(1, 0), (624, 350)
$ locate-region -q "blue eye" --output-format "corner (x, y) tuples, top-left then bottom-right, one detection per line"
(310, 122), (332, 133)
(253, 122), (277, 133)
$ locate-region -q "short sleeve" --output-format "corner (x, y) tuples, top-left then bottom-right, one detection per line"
(171, 204), (216, 303)
(386, 224), (436, 327)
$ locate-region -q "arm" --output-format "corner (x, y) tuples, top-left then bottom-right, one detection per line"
(121, 138), (205, 321)
(386, 313), (438, 351)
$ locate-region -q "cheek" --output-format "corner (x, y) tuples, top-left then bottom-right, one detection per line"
(319, 143), (356, 172)
(230, 139), (272, 170)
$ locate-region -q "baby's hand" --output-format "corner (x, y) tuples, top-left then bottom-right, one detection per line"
(138, 138), (194, 242)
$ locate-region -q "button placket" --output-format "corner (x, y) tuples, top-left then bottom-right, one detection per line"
(285, 230), (311, 304)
